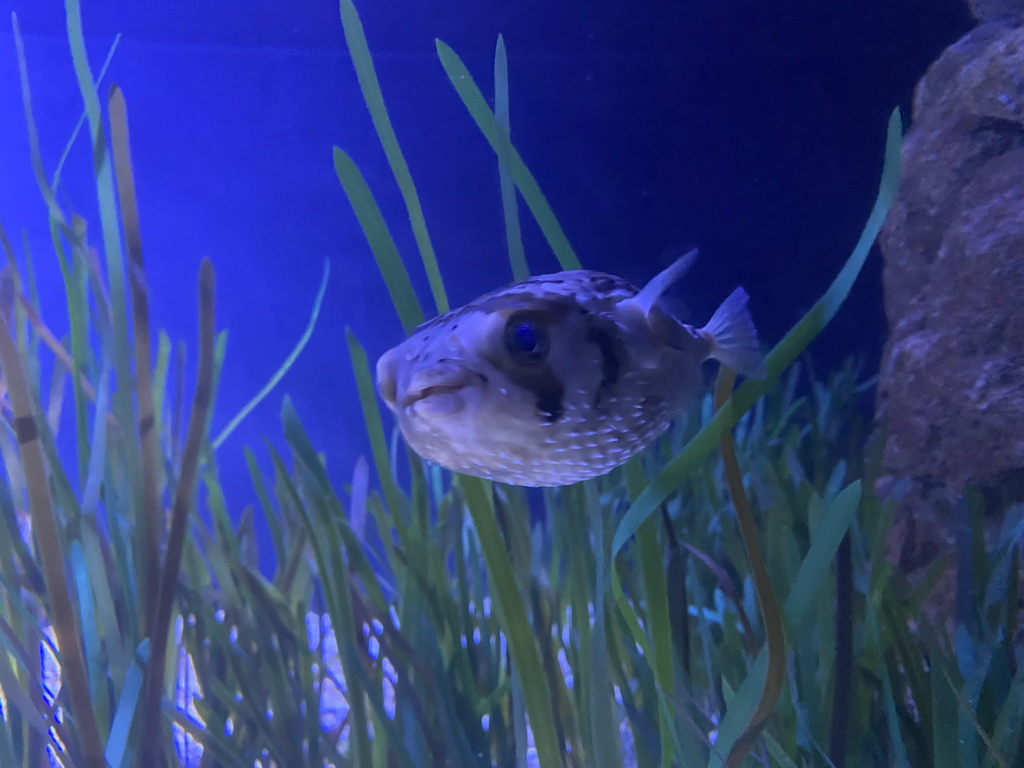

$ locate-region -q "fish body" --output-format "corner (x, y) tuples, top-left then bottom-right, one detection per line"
(375, 249), (764, 487)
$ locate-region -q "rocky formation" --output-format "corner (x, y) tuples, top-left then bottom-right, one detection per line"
(969, 0), (1024, 22)
(874, 10), (1024, 622)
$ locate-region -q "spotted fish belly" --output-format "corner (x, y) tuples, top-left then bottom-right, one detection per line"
(456, 421), (670, 486)
(409, 381), (680, 487)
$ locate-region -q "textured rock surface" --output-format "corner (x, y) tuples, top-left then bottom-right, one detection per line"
(969, 0), (1024, 22)
(874, 18), (1024, 619)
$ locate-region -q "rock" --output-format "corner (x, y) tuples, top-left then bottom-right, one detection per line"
(968, 0), (1024, 23)
(874, 18), (1024, 625)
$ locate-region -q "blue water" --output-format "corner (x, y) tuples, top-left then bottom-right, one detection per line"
(1, 0), (971, 576)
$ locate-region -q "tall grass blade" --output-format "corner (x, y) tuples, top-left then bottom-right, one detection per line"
(64, 0), (140, 505)
(11, 14), (64, 223)
(338, 0), (449, 314)
(625, 461), (675, 768)
(932, 653), (961, 768)
(0, 618), (53, 743)
(493, 34), (529, 281)
(0, 307), (103, 767)
(333, 148), (425, 334)
(589, 497), (622, 768)
(53, 33), (122, 191)
(828, 530), (854, 768)
(708, 481), (863, 766)
(106, 641), (149, 768)
(278, 411), (373, 766)
(141, 259), (217, 760)
(347, 329), (404, 519)
(436, 39), (582, 271)
(69, 540), (106, 732)
(612, 108), (902, 559)
(981, 667), (1024, 768)
(459, 475), (563, 768)
(212, 259), (331, 449)
(714, 367), (785, 767)
(109, 84), (164, 633)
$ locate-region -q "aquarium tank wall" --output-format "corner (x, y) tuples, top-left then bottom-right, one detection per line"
(0, 0), (1021, 767)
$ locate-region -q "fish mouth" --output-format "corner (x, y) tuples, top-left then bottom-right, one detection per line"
(401, 383), (466, 407)
(400, 363), (485, 411)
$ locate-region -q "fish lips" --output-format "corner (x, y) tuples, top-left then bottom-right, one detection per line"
(399, 362), (486, 416)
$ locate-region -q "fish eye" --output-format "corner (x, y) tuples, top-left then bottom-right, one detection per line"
(504, 319), (549, 364)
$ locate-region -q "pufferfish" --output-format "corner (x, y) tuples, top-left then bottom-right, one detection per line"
(375, 249), (765, 487)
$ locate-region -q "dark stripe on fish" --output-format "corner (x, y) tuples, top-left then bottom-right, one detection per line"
(503, 365), (564, 423)
(535, 387), (564, 422)
(511, 362), (565, 423)
(585, 315), (623, 408)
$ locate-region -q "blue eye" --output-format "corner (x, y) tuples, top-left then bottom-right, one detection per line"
(505, 320), (549, 363)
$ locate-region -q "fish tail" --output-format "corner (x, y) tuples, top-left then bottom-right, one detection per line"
(699, 287), (766, 379)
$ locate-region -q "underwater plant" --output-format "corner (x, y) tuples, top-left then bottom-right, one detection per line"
(0, 2), (1021, 768)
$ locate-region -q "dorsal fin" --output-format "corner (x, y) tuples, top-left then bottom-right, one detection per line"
(626, 248), (698, 316)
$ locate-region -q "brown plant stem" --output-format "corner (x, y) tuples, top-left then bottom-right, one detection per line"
(715, 366), (786, 768)
(108, 84), (163, 633)
(140, 259), (216, 762)
(0, 313), (104, 768)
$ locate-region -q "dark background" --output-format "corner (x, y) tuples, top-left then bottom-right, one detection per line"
(1, 0), (972, 570)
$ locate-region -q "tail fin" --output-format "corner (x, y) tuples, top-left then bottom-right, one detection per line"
(700, 287), (766, 379)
